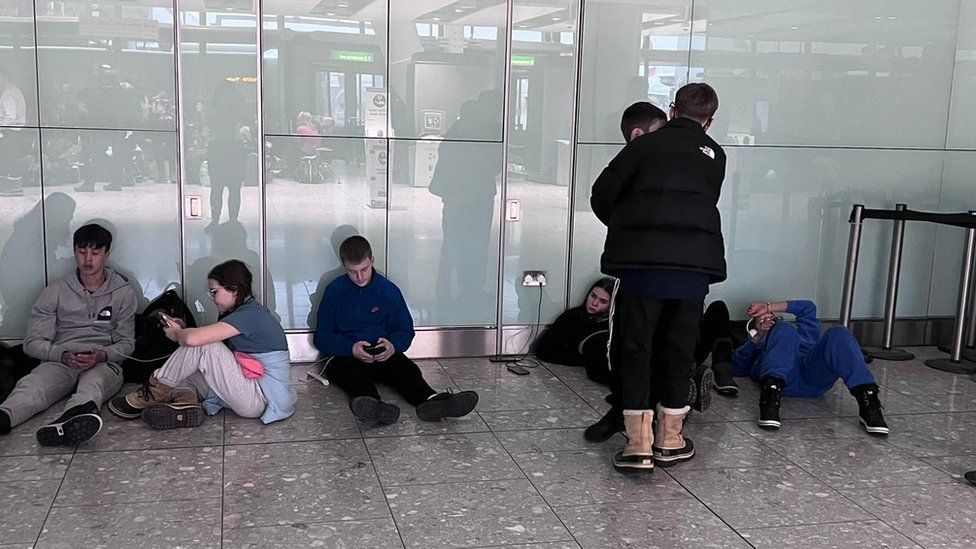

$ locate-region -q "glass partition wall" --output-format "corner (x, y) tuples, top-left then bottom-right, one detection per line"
(1, 0), (974, 349)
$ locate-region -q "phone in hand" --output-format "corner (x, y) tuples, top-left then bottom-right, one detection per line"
(363, 344), (386, 356)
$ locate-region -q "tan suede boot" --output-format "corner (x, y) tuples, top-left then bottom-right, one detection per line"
(652, 406), (694, 466)
(107, 376), (174, 419)
(142, 387), (205, 431)
(613, 410), (654, 471)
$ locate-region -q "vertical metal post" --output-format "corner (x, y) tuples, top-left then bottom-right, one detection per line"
(864, 204), (914, 360)
(493, 0), (515, 357)
(927, 211), (976, 373)
(882, 204), (907, 349)
(839, 204), (864, 327)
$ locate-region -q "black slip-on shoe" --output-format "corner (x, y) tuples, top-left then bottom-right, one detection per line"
(350, 396), (401, 425)
(416, 390), (479, 422)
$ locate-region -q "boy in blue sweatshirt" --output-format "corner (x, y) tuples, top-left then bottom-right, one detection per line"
(733, 299), (888, 435)
(313, 236), (478, 425)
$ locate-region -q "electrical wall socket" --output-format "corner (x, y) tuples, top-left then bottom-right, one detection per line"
(522, 270), (547, 286)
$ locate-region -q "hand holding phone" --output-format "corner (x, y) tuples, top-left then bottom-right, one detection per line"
(363, 344), (387, 356)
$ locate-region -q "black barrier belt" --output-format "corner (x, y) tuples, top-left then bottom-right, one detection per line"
(849, 207), (976, 228)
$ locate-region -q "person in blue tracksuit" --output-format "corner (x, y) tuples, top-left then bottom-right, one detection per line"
(733, 299), (888, 435)
(313, 235), (478, 426)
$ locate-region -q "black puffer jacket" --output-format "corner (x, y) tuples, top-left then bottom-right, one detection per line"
(590, 117), (727, 283)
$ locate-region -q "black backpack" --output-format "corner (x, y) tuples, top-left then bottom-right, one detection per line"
(123, 288), (197, 383)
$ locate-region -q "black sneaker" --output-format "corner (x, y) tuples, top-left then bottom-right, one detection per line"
(0, 409), (11, 435)
(851, 384), (889, 436)
(416, 390), (479, 421)
(350, 396), (400, 425)
(690, 364), (713, 412)
(36, 403), (103, 447)
(758, 377), (783, 430)
(584, 407), (623, 442)
(965, 470), (976, 486)
(711, 340), (739, 396)
(142, 403), (205, 430)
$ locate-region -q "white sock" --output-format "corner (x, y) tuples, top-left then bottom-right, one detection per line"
(657, 404), (690, 415)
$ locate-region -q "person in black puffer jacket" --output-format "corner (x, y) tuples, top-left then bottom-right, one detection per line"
(591, 83), (727, 472)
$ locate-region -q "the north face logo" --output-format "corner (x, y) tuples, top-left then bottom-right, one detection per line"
(96, 306), (113, 321)
(371, 306), (380, 313)
(700, 146), (715, 159)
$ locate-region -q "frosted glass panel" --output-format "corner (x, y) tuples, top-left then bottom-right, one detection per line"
(947, 0), (976, 149)
(927, 152), (976, 316)
(265, 136), (387, 330)
(179, 2), (262, 326)
(713, 147), (943, 319)
(389, 0), (507, 140)
(35, 0), (177, 131)
(569, 144), (618, 305)
(262, 0), (388, 138)
(502, 0), (578, 325)
(41, 128), (180, 309)
(578, 0), (691, 143)
(0, 1), (38, 128)
(388, 139), (502, 326)
(690, 0), (959, 148)
(0, 128), (43, 336)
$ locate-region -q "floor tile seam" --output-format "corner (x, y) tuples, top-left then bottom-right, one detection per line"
(222, 515), (398, 532)
(52, 496), (221, 509)
(733, 517), (909, 532)
(660, 466), (759, 548)
(825, 477), (962, 492)
(0, 451), (74, 459)
(488, 419), (585, 549)
(75, 442), (226, 454)
(30, 448), (76, 548)
(223, 433), (367, 446)
(546, 492), (697, 511)
(355, 427), (495, 440)
(381, 473), (533, 490)
(360, 423), (410, 549)
(488, 425), (594, 434)
(220, 414), (226, 549)
(453, 538), (581, 549)
(0, 475), (70, 484)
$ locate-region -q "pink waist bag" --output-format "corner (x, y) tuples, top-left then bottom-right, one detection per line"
(234, 351), (265, 379)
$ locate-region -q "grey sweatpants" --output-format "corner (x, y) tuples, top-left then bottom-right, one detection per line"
(0, 361), (124, 428)
(154, 343), (266, 419)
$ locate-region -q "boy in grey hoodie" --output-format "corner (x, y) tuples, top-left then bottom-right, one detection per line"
(0, 224), (136, 446)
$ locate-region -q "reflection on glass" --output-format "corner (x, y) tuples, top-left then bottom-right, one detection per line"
(502, 0), (579, 324)
(948, 0), (976, 148)
(41, 128), (180, 308)
(263, 0), (389, 138)
(389, 138), (502, 326)
(390, 0), (507, 140)
(35, 0), (176, 131)
(180, 1), (263, 325)
(578, 0), (690, 142)
(0, 129), (44, 336)
(0, 0), (38, 128)
(570, 144), (618, 305)
(265, 136), (387, 330)
(690, 1), (958, 148)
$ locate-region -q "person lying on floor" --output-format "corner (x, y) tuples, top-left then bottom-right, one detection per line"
(733, 299), (888, 435)
(110, 260), (296, 429)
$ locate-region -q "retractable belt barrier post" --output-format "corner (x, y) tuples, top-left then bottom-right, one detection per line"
(862, 204), (915, 361)
(838, 205), (976, 373)
(926, 210), (976, 374)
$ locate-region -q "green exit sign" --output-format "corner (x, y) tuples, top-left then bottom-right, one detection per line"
(511, 55), (535, 67)
(330, 50), (374, 63)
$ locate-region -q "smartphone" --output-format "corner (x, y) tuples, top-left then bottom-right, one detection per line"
(364, 344), (386, 356)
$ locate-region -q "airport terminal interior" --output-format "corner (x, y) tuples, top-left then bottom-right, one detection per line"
(2, 0), (976, 547)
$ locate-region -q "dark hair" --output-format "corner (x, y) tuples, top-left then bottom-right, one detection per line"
(73, 223), (113, 251)
(208, 259), (254, 308)
(620, 102), (667, 141)
(588, 277), (615, 298)
(339, 235), (372, 264)
(673, 83), (719, 123)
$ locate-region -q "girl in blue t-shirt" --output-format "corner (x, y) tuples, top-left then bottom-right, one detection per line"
(109, 260), (296, 428)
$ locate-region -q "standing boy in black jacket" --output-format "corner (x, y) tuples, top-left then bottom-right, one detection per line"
(591, 83), (726, 471)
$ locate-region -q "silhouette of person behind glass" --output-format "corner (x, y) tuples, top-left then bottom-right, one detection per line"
(0, 193), (75, 336)
(428, 90), (503, 320)
(307, 224), (361, 329)
(205, 81), (249, 231)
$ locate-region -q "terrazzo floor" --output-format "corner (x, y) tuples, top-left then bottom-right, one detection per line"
(3, 345), (976, 548)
